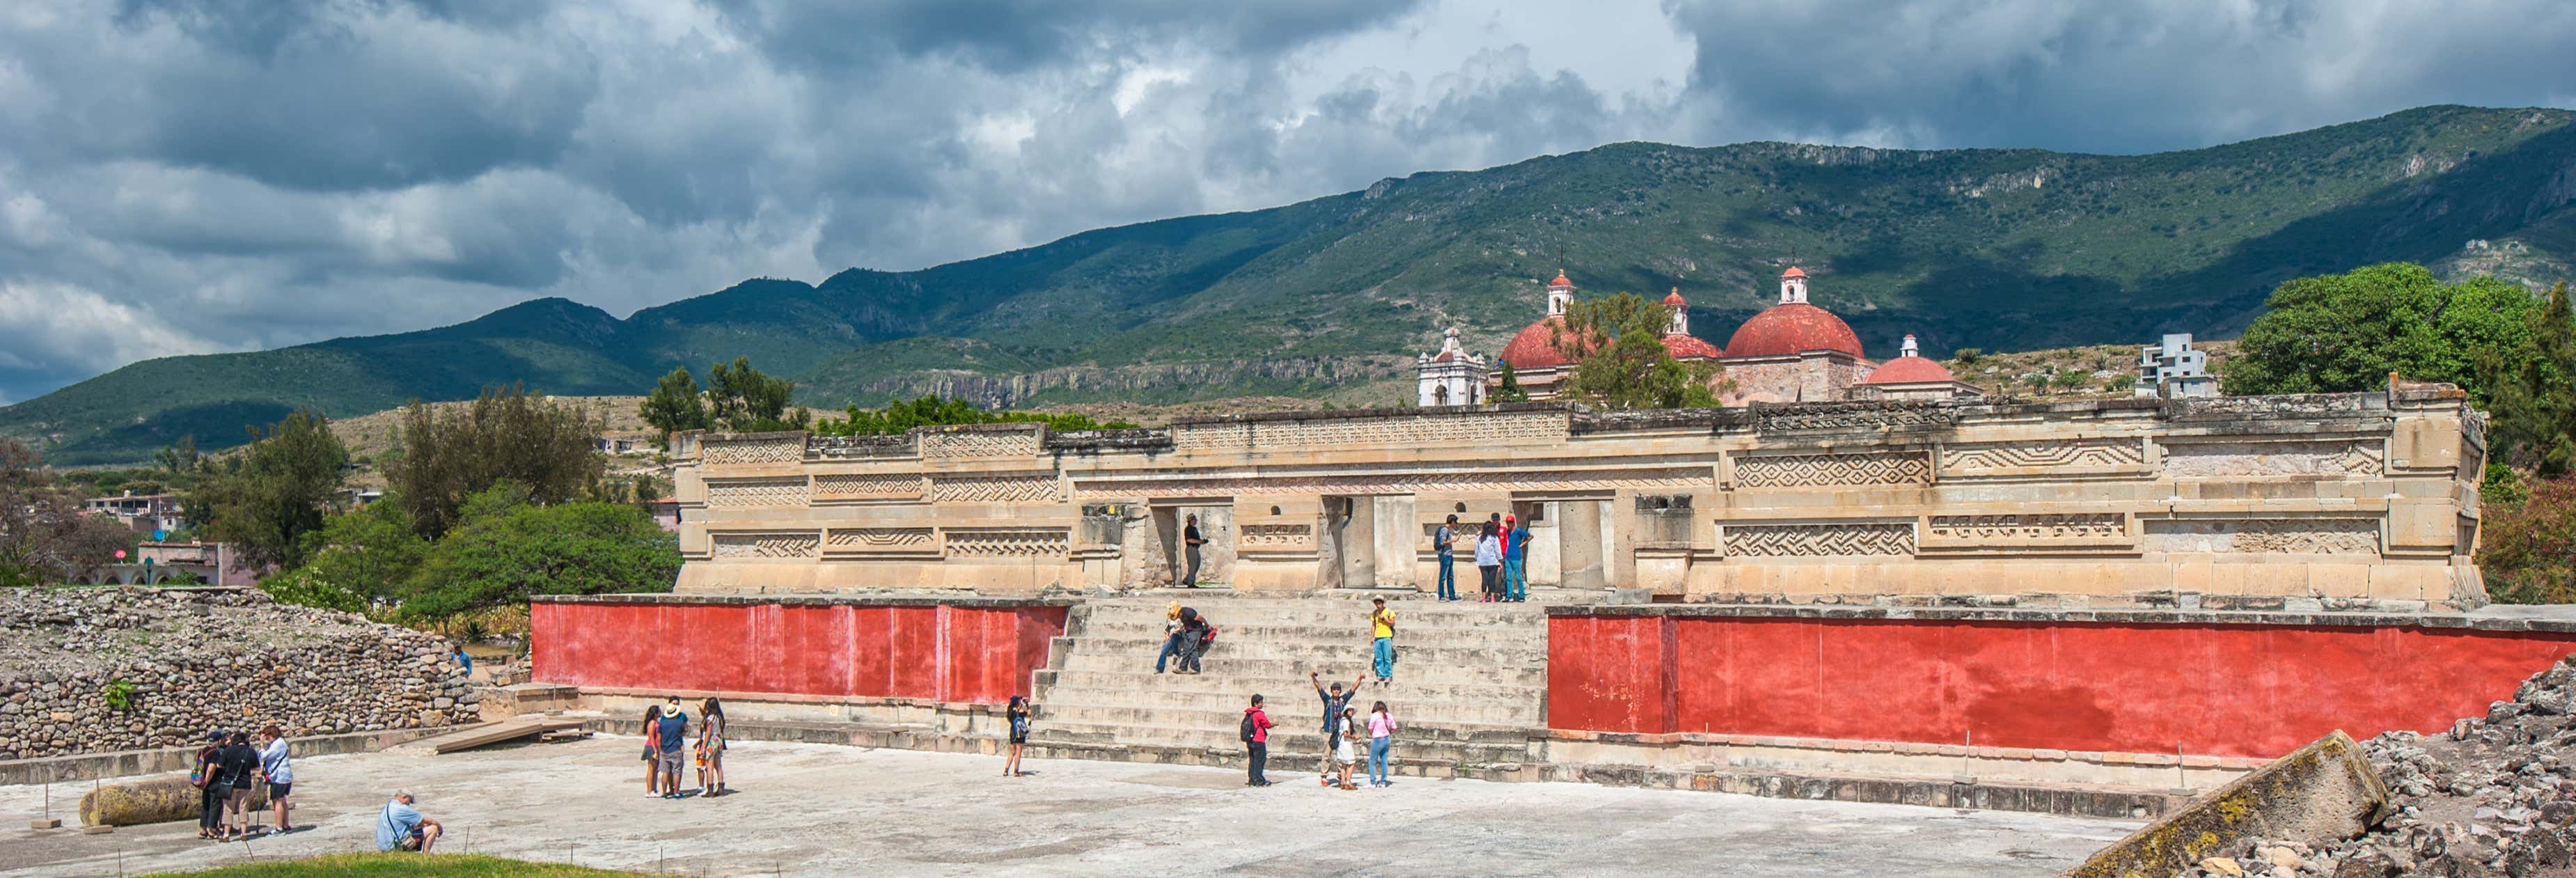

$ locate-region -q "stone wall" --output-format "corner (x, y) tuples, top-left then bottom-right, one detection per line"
(0, 587), (477, 761)
(669, 384), (2488, 607)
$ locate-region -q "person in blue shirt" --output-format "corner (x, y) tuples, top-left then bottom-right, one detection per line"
(1502, 515), (1530, 602)
(1433, 515), (1458, 601)
(375, 791), (440, 852)
(654, 697), (690, 798)
(258, 725), (295, 833)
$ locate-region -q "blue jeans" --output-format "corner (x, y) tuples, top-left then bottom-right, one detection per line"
(1154, 633), (1179, 672)
(1367, 736), (1391, 785)
(1372, 636), (1394, 680)
(1503, 557), (1526, 601)
(1436, 554), (1456, 600)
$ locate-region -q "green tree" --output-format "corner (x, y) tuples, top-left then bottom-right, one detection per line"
(2225, 262), (2536, 398)
(1493, 362), (1529, 403)
(638, 367), (711, 445)
(2478, 476), (2576, 604)
(1551, 292), (1722, 409)
(1951, 347), (1983, 364)
(257, 566), (367, 613)
(0, 439), (136, 585)
(401, 489), (680, 622)
(812, 395), (1136, 437)
(2050, 369), (2090, 391)
(292, 499), (430, 602)
(384, 385), (606, 539)
(193, 409), (347, 572)
(154, 436), (201, 478)
(2479, 283), (2576, 476)
(706, 357), (808, 432)
(2105, 374), (2139, 394)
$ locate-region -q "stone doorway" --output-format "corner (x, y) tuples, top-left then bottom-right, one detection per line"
(1149, 501), (1232, 588)
(1514, 494), (1612, 590)
(1321, 494), (1416, 590)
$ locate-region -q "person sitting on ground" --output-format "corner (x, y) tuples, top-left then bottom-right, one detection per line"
(696, 697), (728, 797)
(654, 696), (690, 798)
(1175, 606), (1216, 674)
(1309, 669), (1365, 785)
(258, 724), (295, 833)
(375, 790), (441, 852)
(640, 703), (665, 797)
(1154, 602), (1184, 673)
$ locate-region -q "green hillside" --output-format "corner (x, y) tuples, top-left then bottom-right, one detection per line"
(8, 104), (2575, 464)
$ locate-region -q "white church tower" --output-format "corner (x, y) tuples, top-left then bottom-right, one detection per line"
(1546, 271), (1573, 316)
(1416, 327), (1489, 407)
(1779, 266), (1809, 304)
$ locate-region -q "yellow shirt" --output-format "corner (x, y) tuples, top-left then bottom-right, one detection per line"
(1372, 609), (1395, 639)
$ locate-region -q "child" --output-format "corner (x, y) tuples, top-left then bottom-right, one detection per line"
(1334, 707), (1360, 790)
(696, 697), (728, 797)
(640, 704), (664, 797)
(1003, 696), (1033, 777)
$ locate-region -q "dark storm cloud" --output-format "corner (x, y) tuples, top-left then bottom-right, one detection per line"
(0, 0), (2570, 405)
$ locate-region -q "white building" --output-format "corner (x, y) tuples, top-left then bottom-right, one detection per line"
(1415, 327), (1490, 407)
(2137, 333), (2218, 398)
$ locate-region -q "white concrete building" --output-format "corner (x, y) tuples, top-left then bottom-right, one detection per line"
(2137, 333), (2217, 398)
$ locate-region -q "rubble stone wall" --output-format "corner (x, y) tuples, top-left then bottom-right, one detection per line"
(0, 587), (478, 761)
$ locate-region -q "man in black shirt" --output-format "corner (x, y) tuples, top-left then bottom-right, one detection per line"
(1181, 515), (1207, 588)
(1309, 669), (1365, 786)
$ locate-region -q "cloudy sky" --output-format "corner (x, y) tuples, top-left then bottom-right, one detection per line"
(2, 0), (2573, 404)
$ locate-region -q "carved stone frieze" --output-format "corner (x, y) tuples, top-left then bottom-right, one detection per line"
(709, 532), (820, 558)
(2160, 440), (2384, 478)
(1753, 402), (1960, 433)
(1721, 522), (1915, 557)
(811, 473), (925, 500)
(1239, 524), (1313, 548)
(920, 430), (1043, 459)
(703, 477), (809, 508)
(927, 474), (1060, 503)
(1074, 468), (1710, 499)
(1941, 439), (2145, 473)
(1734, 452), (1931, 488)
(1174, 411), (1564, 450)
(2140, 519), (2380, 555)
(824, 527), (934, 552)
(808, 434), (917, 460)
(943, 528), (1070, 558)
(700, 436), (804, 466)
(1926, 514), (2126, 542)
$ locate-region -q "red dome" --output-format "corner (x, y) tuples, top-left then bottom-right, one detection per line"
(1725, 303), (1863, 358)
(1780, 266), (1807, 279)
(1548, 273), (1573, 288)
(1662, 288), (1688, 306)
(1500, 316), (1574, 369)
(1865, 354), (1955, 384)
(1662, 333), (1722, 359)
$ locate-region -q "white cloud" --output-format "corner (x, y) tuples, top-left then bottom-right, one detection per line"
(0, 280), (229, 374)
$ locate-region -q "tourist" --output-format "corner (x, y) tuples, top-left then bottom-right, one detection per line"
(696, 697), (728, 797)
(1369, 597), (1397, 685)
(453, 641), (472, 677)
(258, 725), (294, 833)
(1175, 606), (1216, 674)
(1309, 669), (1363, 785)
(375, 790), (441, 852)
(1154, 602), (1183, 673)
(1334, 707), (1360, 790)
(1366, 701), (1397, 788)
(640, 703), (665, 797)
(192, 730), (224, 840)
(1474, 523), (1502, 602)
(1434, 515), (1459, 601)
(1504, 514), (1529, 602)
(1181, 513), (1206, 588)
(216, 730), (260, 840)
(654, 696), (689, 799)
(1241, 693), (1273, 786)
(1003, 695), (1032, 778)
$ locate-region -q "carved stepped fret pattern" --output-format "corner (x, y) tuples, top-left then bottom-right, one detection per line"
(1076, 468), (1709, 499)
(1755, 402), (1960, 433)
(1735, 452), (1931, 487)
(709, 533), (820, 558)
(1174, 412), (1564, 450)
(811, 473), (925, 500)
(927, 474), (1060, 503)
(700, 437), (804, 465)
(1722, 522), (1916, 557)
(944, 528), (1070, 558)
(1927, 514), (2126, 541)
(808, 435), (916, 459)
(703, 478), (808, 508)
(1238, 524), (1313, 548)
(921, 430), (1042, 458)
(1942, 439), (2144, 473)
(825, 528), (934, 552)
(2142, 519), (2380, 554)
(2161, 440), (2384, 477)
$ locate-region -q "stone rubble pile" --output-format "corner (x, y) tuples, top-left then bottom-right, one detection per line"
(0, 587), (477, 760)
(2176, 653), (2576, 878)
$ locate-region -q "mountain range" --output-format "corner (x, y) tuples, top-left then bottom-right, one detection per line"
(6, 104), (2575, 465)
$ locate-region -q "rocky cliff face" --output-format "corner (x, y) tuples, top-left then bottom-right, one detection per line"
(0, 587), (478, 760)
(815, 356), (1414, 409)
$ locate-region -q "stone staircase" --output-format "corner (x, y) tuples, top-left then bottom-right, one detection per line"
(1026, 592), (1557, 780)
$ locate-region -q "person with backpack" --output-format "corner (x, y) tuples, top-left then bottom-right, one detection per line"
(1003, 695), (1033, 778)
(1369, 597), (1397, 686)
(1241, 693), (1274, 787)
(375, 790), (441, 852)
(1309, 669), (1365, 785)
(1434, 515), (1459, 601)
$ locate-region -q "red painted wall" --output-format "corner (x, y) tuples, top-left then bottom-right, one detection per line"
(533, 601), (1067, 705)
(1548, 615), (2576, 758)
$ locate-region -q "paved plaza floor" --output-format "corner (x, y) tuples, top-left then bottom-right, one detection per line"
(0, 737), (2137, 877)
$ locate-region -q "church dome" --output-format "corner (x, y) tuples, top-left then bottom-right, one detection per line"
(1865, 353), (1955, 384)
(1725, 303), (1863, 358)
(1661, 333), (1722, 359)
(1500, 316), (1573, 369)
(1661, 289), (1688, 306)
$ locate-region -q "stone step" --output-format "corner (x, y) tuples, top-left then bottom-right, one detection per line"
(1058, 634), (1546, 665)
(1028, 719), (1534, 763)
(1035, 669), (1541, 704)
(1078, 620), (1547, 645)
(1051, 652), (1548, 684)
(1028, 700), (1540, 730)
(1077, 605), (1551, 625)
